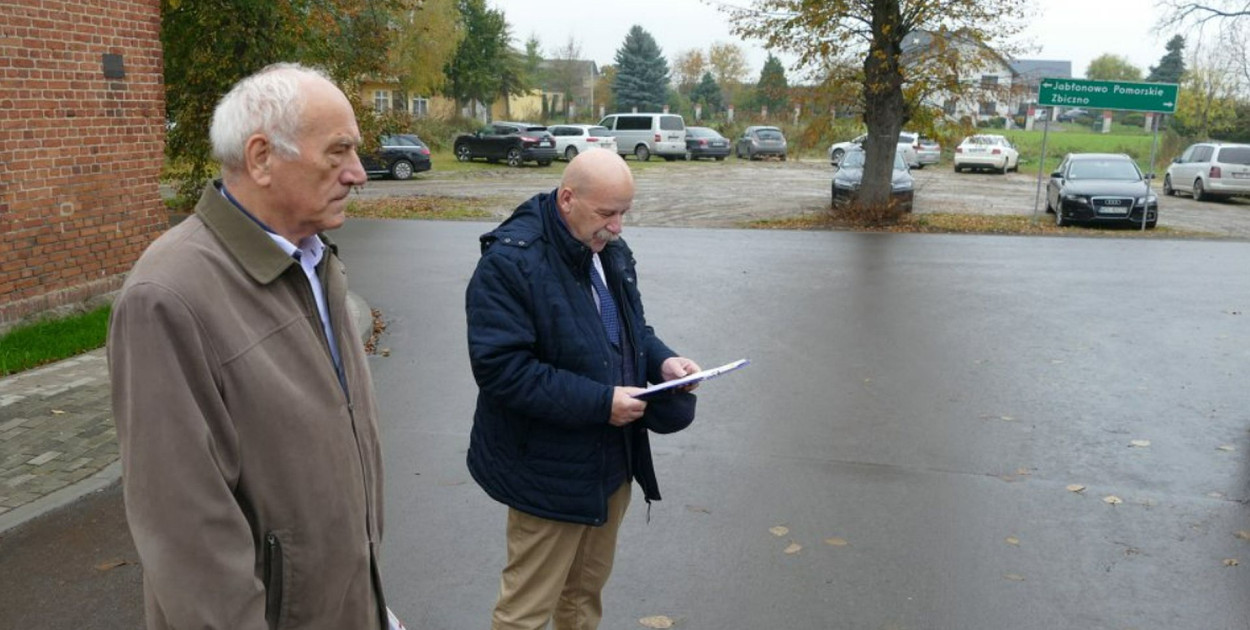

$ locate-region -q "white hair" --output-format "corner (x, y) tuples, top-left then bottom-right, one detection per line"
(209, 62), (334, 170)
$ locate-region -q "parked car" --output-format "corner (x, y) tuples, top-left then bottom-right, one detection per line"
(829, 132), (918, 167)
(684, 126), (731, 160)
(953, 134), (1019, 174)
(736, 125), (788, 160)
(1056, 108), (1090, 123)
(453, 122), (557, 167)
(913, 134), (941, 167)
(830, 146), (914, 212)
(597, 112), (687, 161)
(547, 124), (618, 161)
(1045, 153), (1157, 228)
(1163, 141), (1250, 202)
(362, 134), (432, 180)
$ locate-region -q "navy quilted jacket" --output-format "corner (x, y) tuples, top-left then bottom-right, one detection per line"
(465, 190), (695, 525)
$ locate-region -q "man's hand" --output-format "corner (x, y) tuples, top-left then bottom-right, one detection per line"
(661, 357), (702, 392)
(610, 387), (648, 426)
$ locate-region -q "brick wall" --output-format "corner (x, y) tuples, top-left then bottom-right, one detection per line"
(0, 0), (165, 328)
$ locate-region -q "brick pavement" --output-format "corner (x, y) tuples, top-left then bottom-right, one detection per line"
(0, 350), (114, 521)
(0, 292), (372, 533)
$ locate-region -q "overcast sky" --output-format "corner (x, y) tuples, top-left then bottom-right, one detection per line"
(489, 0), (1179, 82)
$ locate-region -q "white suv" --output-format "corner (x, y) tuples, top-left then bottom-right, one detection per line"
(1163, 142), (1250, 202)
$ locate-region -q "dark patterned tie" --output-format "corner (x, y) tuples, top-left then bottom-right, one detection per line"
(588, 264), (620, 346)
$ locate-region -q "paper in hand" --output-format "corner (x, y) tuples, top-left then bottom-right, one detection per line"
(632, 359), (750, 400)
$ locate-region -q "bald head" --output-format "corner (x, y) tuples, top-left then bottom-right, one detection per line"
(560, 147), (634, 194)
(556, 148), (635, 253)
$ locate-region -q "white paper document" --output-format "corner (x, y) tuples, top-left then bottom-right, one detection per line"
(633, 359), (750, 399)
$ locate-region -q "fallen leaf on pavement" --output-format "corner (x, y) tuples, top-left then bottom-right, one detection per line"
(1216, 444), (1235, 452)
(1223, 559), (1239, 567)
(1003, 574), (1025, 582)
(1066, 484), (1086, 493)
(1236, 531), (1250, 541)
(824, 537), (848, 547)
(1103, 495), (1123, 505)
(1005, 536), (1020, 546)
(1015, 468), (1032, 476)
(685, 505), (711, 514)
(639, 615), (674, 628)
(1129, 440), (1151, 448)
(784, 542), (802, 555)
(769, 525), (789, 537)
(95, 559), (128, 571)
(51, 409), (66, 415)
(1000, 415), (1015, 421)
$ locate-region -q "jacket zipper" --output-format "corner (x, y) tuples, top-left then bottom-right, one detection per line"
(263, 531), (284, 629)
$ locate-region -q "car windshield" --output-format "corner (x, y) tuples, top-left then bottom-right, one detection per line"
(1218, 147), (1250, 165)
(756, 129), (783, 141)
(840, 150), (907, 170)
(967, 136), (1002, 146)
(1068, 159), (1141, 181)
(688, 128), (716, 138)
(899, 133), (916, 143)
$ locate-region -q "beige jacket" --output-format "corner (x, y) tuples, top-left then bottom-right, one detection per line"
(108, 183), (386, 630)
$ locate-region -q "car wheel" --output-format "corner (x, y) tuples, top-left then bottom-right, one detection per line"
(564, 146), (579, 161)
(634, 145), (651, 161)
(389, 159), (414, 181)
(506, 148), (522, 167)
(1162, 174), (1174, 196)
(1146, 219), (1157, 229)
(781, 154), (787, 162)
(455, 144), (472, 162)
(537, 160), (552, 167)
(1055, 209), (1066, 227)
(954, 164), (962, 173)
(1045, 193), (1055, 214)
(1193, 179), (1208, 201)
(715, 156), (724, 161)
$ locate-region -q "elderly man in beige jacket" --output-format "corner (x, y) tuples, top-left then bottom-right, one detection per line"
(109, 63), (398, 630)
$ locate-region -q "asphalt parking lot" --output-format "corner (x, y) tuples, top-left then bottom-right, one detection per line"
(355, 156), (1250, 238)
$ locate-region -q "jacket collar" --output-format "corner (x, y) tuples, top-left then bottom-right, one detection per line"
(541, 189), (596, 272)
(195, 180), (337, 285)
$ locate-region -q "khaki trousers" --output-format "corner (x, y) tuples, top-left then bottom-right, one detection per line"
(491, 482), (632, 630)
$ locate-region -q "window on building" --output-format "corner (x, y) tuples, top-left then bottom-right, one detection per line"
(981, 75), (998, 87)
(411, 97), (429, 118)
(943, 100), (957, 116)
(373, 90), (391, 112)
(979, 101), (998, 116)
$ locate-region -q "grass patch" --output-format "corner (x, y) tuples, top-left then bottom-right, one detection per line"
(347, 194), (497, 220)
(745, 211), (1212, 238)
(0, 306), (111, 376)
(1001, 127), (1166, 175)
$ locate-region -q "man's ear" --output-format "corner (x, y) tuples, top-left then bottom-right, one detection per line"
(244, 133), (273, 186)
(556, 186), (573, 215)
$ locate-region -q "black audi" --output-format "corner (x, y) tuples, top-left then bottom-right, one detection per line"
(1045, 153), (1158, 229)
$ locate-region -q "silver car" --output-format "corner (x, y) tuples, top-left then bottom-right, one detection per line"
(1163, 142), (1250, 202)
(736, 126), (787, 160)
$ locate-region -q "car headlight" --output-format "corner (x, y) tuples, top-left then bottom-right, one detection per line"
(1062, 193), (1088, 204)
(891, 182), (913, 192)
(833, 180), (856, 190)
(1137, 194), (1158, 205)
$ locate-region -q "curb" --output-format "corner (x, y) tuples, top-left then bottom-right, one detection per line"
(0, 292), (373, 536)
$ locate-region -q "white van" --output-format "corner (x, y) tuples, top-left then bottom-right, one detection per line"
(597, 113), (687, 161)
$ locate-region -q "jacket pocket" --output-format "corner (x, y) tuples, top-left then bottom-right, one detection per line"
(263, 531), (285, 629)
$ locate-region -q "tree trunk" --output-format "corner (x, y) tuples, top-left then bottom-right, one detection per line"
(859, 0), (908, 215)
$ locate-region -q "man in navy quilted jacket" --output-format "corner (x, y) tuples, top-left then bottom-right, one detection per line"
(465, 148), (701, 630)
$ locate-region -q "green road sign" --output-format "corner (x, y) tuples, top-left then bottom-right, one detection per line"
(1038, 78), (1178, 113)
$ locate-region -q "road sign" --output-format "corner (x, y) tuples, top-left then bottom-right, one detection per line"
(1038, 78), (1178, 113)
